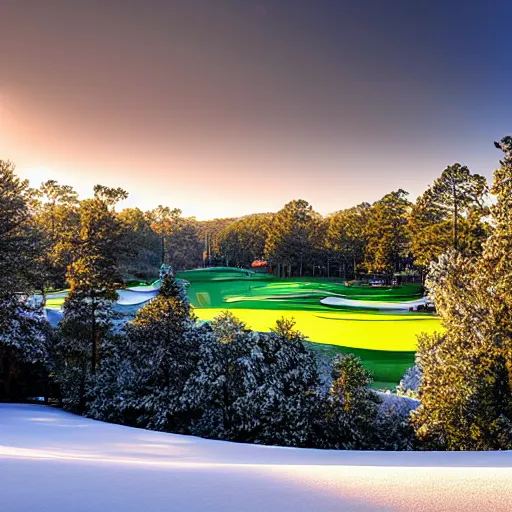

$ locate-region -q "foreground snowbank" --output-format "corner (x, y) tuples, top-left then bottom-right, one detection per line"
(1, 404), (511, 511)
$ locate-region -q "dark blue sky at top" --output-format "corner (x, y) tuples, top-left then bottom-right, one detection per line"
(1, 0), (511, 217)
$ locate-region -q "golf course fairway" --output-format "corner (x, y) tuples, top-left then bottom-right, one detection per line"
(41, 269), (443, 386)
(179, 269), (442, 386)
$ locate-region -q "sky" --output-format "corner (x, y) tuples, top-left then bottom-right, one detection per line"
(1, 0), (511, 219)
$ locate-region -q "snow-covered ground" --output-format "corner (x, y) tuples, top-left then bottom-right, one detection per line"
(1, 404), (511, 512)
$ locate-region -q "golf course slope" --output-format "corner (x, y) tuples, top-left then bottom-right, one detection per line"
(1, 404), (511, 512)
(41, 270), (442, 386)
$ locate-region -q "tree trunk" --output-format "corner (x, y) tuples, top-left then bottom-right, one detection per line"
(452, 181), (458, 251)
(91, 297), (97, 375)
(79, 363), (86, 413)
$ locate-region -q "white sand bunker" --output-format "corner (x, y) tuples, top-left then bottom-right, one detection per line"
(320, 296), (428, 311)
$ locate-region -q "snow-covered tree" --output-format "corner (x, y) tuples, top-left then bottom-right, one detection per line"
(0, 161), (49, 399)
(184, 313), (321, 446)
(53, 187), (126, 412)
(89, 275), (202, 431)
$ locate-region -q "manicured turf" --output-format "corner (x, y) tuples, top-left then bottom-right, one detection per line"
(177, 271), (425, 309)
(45, 297), (66, 309)
(43, 269), (441, 387)
(178, 268), (442, 386)
(192, 307), (440, 352)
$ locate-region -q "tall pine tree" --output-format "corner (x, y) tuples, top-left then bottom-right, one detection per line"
(0, 161), (48, 399)
(55, 186), (126, 411)
(412, 138), (512, 450)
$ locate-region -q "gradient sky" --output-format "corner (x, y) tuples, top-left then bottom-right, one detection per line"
(1, 0), (511, 219)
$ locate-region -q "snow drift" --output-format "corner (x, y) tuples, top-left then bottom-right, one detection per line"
(1, 404), (511, 512)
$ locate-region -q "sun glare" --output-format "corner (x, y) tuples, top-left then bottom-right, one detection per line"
(23, 166), (54, 187)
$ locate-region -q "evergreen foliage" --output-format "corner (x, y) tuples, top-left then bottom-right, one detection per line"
(2, 137), (512, 450)
(55, 188), (126, 411)
(413, 137), (512, 450)
(0, 161), (49, 398)
(326, 203), (370, 278)
(409, 165), (489, 267)
(31, 179), (79, 292)
(265, 199), (321, 276)
(218, 214), (273, 267)
(364, 190), (411, 273)
(321, 354), (380, 449)
(184, 313), (321, 446)
(90, 275), (202, 431)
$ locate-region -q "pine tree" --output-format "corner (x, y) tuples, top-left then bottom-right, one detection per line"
(0, 161), (48, 399)
(0, 160), (36, 296)
(117, 207), (161, 280)
(364, 190), (411, 274)
(184, 313), (321, 446)
(429, 164), (488, 251)
(32, 180), (79, 292)
(412, 137), (512, 450)
(321, 354), (380, 449)
(90, 275), (202, 430)
(183, 312), (255, 440)
(409, 165), (489, 267)
(55, 187), (126, 412)
(265, 199), (320, 276)
(326, 203), (370, 278)
(218, 214), (273, 267)
(149, 205), (183, 266)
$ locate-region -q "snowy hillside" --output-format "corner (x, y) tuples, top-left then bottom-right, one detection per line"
(1, 404), (511, 511)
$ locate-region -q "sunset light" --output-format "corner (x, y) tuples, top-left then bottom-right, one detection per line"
(1, 2), (512, 511)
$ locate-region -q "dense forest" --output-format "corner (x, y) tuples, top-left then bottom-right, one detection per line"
(1, 156), (492, 293)
(1, 136), (511, 451)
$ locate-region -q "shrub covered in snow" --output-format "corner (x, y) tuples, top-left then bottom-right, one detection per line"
(374, 391), (419, 450)
(396, 365), (422, 398)
(183, 313), (321, 446)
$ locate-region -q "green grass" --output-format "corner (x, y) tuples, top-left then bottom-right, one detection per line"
(179, 269), (440, 387)
(42, 269), (439, 387)
(177, 269), (425, 309)
(306, 342), (415, 390)
(45, 297), (66, 309)
(192, 306), (438, 388)
(193, 307), (440, 352)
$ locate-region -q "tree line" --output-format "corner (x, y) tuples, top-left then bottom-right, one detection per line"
(0, 157), (494, 299)
(221, 163), (490, 277)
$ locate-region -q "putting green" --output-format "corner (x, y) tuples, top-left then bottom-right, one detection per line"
(192, 307), (440, 352)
